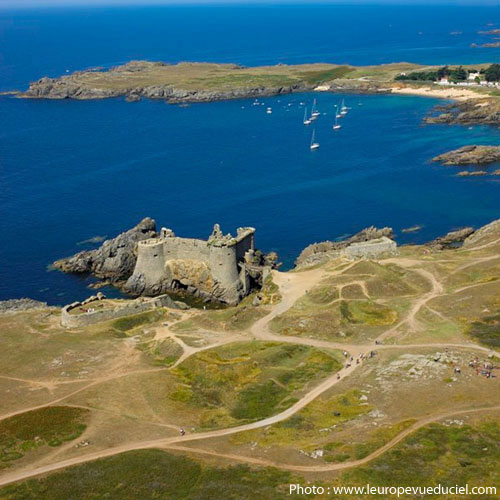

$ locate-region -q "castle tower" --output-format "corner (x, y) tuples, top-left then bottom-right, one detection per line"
(126, 238), (166, 295)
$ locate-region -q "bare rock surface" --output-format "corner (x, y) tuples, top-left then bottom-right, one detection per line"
(0, 298), (48, 313)
(433, 145), (500, 166)
(463, 219), (500, 248)
(425, 99), (500, 125)
(295, 226), (394, 268)
(53, 218), (157, 281)
(426, 227), (475, 250)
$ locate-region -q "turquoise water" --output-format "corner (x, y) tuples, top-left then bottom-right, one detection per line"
(0, 5), (499, 304)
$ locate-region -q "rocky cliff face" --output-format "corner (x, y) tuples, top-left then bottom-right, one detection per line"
(295, 226), (394, 268)
(124, 259), (218, 301)
(433, 145), (500, 165)
(53, 218), (157, 281)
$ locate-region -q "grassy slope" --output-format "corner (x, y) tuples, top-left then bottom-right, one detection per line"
(1, 419), (498, 500)
(170, 342), (343, 429)
(0, 407), (88, 467)
(41, 61), (425, 92)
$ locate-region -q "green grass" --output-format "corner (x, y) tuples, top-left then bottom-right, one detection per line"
(298, 66), (353, 84)
(0, 407), (88, 466)
(341, 300), (397, 326)
(137, 338), (184, 367)
(201, 73), (298, 89)
(1, 420), (498, 499)
(307, 283), (339, 304)
(172, 297), (267, 333)
(0, 449), (307, 500)
(112, 309), (165, 332)
(269, 297), (343, 340)
(343, 420), (500, 493)
(467, 310), (500, 347)
(324, 420), (416, 463)
(258, 274), (282, 305)
(169, 342), (342, 428)
(231, 389), (372, 449)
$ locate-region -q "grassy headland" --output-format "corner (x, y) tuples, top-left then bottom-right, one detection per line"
(19, 60), (499, 104)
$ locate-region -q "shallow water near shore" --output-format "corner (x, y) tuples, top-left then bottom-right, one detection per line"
(0, 4), (499, 304)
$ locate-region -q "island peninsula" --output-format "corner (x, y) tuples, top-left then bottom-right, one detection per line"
(15, 60), (496, 105)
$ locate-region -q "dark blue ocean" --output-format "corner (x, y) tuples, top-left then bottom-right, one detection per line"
(0, 5), (499, 304)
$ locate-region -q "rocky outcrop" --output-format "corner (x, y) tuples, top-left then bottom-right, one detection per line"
(22, 75), (310, 104)
(426, 227), (475, 250)
(125, 259), (217, 301)
(295, 226), (394, 267)
(433, 145), (500, 166)
(0, 298), (48, 313)
(122, 224), (276, 305)
(53, 218), (157, 282)
(456, 170), (488, 177)
(22, 76), (123, 100)
(425, 99), (500, 126)
(463, 219), (500, 249)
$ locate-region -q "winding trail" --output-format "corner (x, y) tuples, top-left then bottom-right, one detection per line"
(0, 256), (498, 487)
(0, 404), (497, 486)
(163, 405), (500, 472)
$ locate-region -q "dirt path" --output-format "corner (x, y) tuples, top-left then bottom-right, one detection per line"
(163, 405), (500, 472)
(1, 404), (497, 486)
(0, 258), (498, 487)
(377, 268), (443, 342)
(0, 367), (169, 423)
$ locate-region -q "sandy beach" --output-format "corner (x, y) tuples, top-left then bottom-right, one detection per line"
(390, 85), (486, 101)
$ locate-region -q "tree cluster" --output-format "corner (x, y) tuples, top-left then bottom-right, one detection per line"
(485, 64), (500, 82)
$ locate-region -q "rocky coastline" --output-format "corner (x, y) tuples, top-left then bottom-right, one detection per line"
(53, 217), (158, 283)
(22, 75), (311, 104)
(14, 60), (434, 104)
(294, 226), (394, 268)
(53, 219), (279, 305)
(14, 60), (500, 132)
(424, 99), (500, 126)
(432, 145), (500, 166)
(0, 298), (49, 313)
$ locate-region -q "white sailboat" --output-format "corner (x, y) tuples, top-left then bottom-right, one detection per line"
(303, 107), (312, 125)
(310, 129), (320, 150)
(340, 98), (348, 116)
(336, 102), (342, 119)
(266, 107), (272, 114)
(311, 98), (320, 118)
(333, 110), (341, 130)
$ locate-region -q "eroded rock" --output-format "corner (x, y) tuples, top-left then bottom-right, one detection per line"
(433, 145), (500, 166)
(53, 218), (157, 281)
(295, 226), (394, 267)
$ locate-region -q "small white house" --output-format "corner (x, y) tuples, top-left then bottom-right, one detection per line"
(468, 72), (480, 81)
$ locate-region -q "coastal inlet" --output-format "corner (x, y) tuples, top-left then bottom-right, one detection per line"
(0, 91), (499, 304)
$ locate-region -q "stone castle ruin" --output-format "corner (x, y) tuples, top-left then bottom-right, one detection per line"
(124, 224), (277, 305)
(61, 293), (177, 328)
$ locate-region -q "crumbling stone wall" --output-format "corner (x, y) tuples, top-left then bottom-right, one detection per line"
(61, 294), (175, 328)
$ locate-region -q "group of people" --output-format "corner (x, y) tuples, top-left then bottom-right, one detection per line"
(467, 357), (497, 379)
(340, 349), (377, 374)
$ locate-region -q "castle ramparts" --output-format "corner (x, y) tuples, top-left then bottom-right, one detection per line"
(124, 224), (268, 305)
